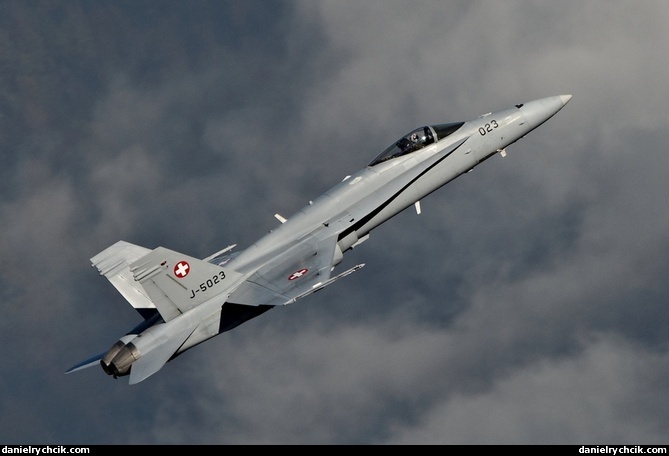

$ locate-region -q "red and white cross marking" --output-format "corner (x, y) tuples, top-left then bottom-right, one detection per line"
(288, 268), (308, 281)
(174, 261), (190, 278)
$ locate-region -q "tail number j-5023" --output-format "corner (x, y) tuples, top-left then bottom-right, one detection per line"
(478, 120), (499, 136)
(189, 271), (226, 299)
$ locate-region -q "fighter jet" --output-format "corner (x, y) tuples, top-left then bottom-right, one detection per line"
(67, 95), (572, 384)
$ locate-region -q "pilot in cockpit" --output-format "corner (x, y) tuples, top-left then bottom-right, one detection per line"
(410, 128), (432, 149)
(397, 131), (424, 154)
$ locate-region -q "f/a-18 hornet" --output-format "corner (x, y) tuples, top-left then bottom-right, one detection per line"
(67, 95), (571, 384)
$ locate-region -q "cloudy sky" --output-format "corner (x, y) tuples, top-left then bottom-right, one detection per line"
(2, 0), (669, 445)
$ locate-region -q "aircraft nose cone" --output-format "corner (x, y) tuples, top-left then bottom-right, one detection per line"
(520, 95), (572, 130)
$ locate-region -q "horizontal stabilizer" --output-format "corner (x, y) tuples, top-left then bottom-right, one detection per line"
(128, 325), (196, 385)
(65, 351), (106, 374)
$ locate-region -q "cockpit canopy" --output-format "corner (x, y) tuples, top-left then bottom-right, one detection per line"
(369, 122), (464, 166)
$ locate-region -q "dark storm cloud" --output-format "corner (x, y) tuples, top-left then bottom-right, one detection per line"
(1, 0), (669, 445)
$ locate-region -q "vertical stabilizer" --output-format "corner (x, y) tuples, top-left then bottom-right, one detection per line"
(130, 247), (244, 321)
(90, 241), (156, 319)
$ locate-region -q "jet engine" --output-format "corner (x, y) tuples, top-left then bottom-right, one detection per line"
(100, 335), (139, 378)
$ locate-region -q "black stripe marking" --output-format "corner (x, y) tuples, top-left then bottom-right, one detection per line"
(338, 138), (469, 241)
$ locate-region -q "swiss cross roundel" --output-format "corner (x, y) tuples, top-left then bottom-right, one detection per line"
(174, 261), (190, 278)
(288, 268), (308, 281)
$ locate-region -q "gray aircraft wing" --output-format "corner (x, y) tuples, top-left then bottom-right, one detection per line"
(228, 228), (363, 306)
